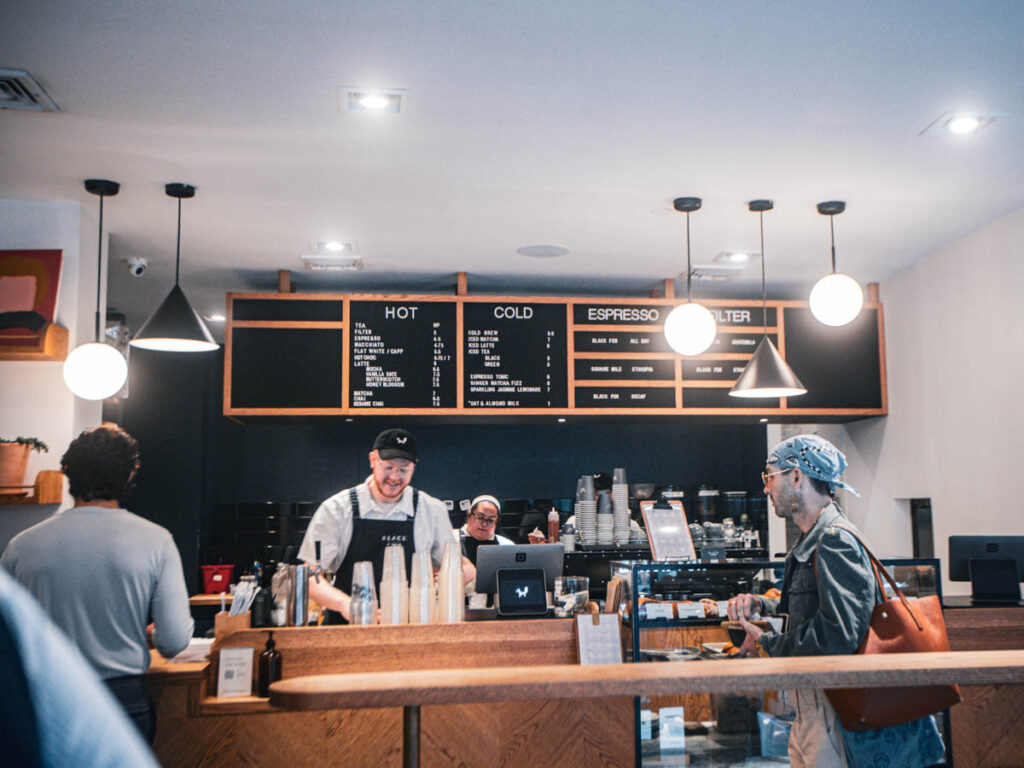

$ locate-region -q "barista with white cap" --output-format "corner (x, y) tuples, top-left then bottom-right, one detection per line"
(460, 494), (513, 566)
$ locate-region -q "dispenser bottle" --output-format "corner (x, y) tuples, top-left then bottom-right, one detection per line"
(258, 630), (283, 697)
(548, 508), (559, 544)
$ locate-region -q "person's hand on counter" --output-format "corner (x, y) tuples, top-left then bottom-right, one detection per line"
(727, 594), (765, 656)
(527, 528), (546, 545)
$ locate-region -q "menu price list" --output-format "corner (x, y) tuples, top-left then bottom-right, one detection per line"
(348, 301), (457, 408)
(575, 386), (676, 409)
(574, 358), (674, 381)
(574, 330), (672, 353)
(463, 302), (568, 408)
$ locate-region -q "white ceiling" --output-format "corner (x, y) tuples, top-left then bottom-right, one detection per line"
(2, 0), (1022, 340)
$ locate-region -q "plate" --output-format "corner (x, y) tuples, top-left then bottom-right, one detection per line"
(641, 646), (701, 662)
(701, 641), (741, 658)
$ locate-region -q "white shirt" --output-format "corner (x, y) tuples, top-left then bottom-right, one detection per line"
(459, 524), (514, 546)
(298, 477), (455, 572)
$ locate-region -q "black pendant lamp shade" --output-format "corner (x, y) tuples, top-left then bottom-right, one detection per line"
(729, 199), (807, 399)
(130, 183), (218, 352)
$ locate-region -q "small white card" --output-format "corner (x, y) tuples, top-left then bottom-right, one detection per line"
(217, 647), (254, 698)
(675, 602), (704, 620)
(717, 600), (731, 617)
(640, 708), (653, 741)
(645, 602), (675, 620)
(659, 705), (686, 752)
(576, 613), (623, 665)
(766, 616), (785, 633)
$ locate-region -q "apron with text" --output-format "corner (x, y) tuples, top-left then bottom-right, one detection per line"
(324, 487), (418, 625)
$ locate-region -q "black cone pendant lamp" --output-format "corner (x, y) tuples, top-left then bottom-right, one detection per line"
(729, 200), (807, 399)
(130, 183), (218, 352)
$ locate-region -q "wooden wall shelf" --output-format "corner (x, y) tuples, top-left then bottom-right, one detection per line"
(0, 323), (69, 361)
(0, 469), (63, 505)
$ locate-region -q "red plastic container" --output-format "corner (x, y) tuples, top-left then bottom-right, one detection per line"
(201, 564), (234, 594)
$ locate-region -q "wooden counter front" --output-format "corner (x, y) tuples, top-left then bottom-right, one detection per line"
(148, 619), (634, 768)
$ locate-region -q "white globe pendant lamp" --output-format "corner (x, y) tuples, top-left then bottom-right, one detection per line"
(809, 201), (863, 327)
(663, 197), (717, 356)
(63, 179), (129, 401)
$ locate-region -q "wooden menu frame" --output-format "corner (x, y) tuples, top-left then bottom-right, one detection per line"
(223, 289), (887, 419)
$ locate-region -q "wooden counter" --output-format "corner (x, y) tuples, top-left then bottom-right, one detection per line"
(943, 602), (1024, 767)
(148, 619), (634, 768)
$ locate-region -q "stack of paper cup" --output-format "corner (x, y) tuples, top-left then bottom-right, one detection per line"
(380, 544), (409, 624)
(597, 490), (614, 545)
(436, 539), (464, 623)
(408, 551), (435, 624)
(575, 475), (597, 545)
(612, 467), (631, 546)
(349, 561), (378, 625)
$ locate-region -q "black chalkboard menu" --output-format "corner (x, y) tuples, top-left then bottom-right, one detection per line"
(463, 301), (568, 408)
(348, 301), (457, 409)
(224, 292), (886, 420)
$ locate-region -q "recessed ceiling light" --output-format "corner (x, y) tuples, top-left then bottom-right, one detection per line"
(947, 116), (981, 134)
(557, 418), (566, 423)
(338, 87), (409, 114)
(314, 240), (356, 254)
(919, 111), (996, 136)
(207, 314), (226, 323)
(759, 418), (769, 423)
(358, 94), (390, 110)
(712, 251), (759, 265)
(516, 244), (570, 258)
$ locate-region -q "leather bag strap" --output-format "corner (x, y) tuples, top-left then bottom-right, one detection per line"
(813, 521), (923, 631)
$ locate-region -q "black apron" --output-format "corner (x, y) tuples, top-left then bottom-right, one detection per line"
(461, 530), (498, 566)
(324, 487), (418, 625)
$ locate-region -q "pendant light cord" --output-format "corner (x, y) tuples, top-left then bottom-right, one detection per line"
(685, 211), (692, 302)
(95, 195), (104, 343)
(830, 214), (837, 274)
(175, 195), (182, 285)
(760, 210), (768, 338)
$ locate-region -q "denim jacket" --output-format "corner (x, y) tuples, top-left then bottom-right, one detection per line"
(758, 503), (881, 658)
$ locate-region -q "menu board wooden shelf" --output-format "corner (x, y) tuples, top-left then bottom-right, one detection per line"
(224, 292), (886, 421)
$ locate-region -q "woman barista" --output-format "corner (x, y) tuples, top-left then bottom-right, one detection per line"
(460, 494), (513, 566)
(299, 428), (474, 623)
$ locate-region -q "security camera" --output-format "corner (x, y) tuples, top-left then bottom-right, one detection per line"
(126, 257), (147, 277)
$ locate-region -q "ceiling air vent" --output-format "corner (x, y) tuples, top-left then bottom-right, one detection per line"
(301, 254), (364, 272)
(0, 69), (59, 112)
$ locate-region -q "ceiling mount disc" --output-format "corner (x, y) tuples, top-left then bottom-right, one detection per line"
(817, 200), (846, 216)
(165, 183), (196, 199)
(84, 179), (120, 197)
(748, 199), (774, 212)
(673, 197), (702, 213)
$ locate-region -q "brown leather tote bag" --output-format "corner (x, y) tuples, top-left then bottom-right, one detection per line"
(818, 525), (962, 731)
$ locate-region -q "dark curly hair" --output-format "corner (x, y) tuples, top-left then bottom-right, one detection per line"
(61, 423), (140, 503)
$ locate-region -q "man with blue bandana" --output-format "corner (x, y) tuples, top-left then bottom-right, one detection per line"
(727, 434), (942, 767)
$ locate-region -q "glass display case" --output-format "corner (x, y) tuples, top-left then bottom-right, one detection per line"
(611, 558), (947, 767)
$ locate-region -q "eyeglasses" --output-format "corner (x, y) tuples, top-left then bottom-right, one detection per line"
(377, 463), (413, 478)
(761, 468), (792, 486)
(468, 510), (499, 527)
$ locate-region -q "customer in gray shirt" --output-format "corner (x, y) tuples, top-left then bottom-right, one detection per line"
(2, 424), (192, 742)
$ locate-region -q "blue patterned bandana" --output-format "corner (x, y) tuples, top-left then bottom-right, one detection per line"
(767, 434), (859, 497)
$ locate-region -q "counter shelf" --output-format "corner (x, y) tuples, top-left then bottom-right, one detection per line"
(612, 557), (944, 767)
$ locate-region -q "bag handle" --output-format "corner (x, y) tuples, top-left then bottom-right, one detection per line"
(814, 521), (923, 632)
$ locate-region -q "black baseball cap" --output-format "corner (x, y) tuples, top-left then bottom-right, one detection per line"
(372, 428), (418, 462)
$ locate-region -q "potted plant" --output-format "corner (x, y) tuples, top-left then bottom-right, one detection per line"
(0, 437), (49, 496)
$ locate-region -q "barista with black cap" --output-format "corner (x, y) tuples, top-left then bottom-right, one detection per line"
(300, 428), (474, 623)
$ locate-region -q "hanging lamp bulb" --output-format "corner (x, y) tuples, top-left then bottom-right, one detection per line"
(663, 197), (717, 356)
(63, 179), (129, 400)
(809, 201), (863, 327)
(129, 183), (218, 352)
(730, 200), (807, 399)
